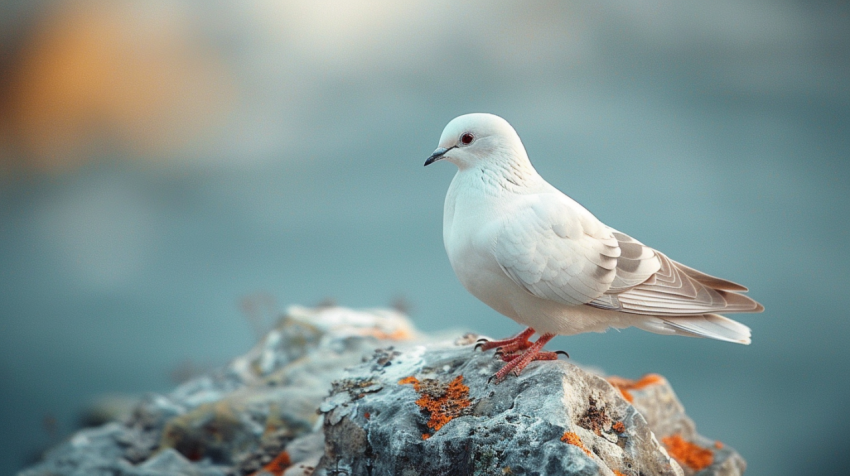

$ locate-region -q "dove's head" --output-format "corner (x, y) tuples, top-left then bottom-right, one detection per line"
(424, 113), (529, 170)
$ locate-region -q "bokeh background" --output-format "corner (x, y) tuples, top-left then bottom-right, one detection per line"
(1, 1), (848, 474)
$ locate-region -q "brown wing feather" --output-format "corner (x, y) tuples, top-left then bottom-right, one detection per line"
(588, 232), (763, 315)
(670, 259), (749, 292)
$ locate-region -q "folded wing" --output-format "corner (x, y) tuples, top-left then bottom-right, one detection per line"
(588, 230), (764, 316)
(493, 193), (762, 318)
(493, 194), (621, 306)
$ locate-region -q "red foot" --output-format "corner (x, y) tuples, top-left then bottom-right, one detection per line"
(475, 327), (534, 353)
(490, 333), (561, 383)
(498, 350), (561, 363)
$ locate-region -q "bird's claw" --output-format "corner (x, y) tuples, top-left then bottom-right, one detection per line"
(474, 338), (491, 351)
(555, 350), (570, 359)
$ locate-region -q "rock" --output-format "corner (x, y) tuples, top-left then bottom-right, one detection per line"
(317, 341), (676, 476)
(78, 394), (142, 429)
(18, 306), (745, 476)
(19, 306), (415, 476)
(606, 375), (746, 476)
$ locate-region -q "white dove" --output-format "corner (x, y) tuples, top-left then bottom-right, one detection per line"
(424, 113), (763, 382)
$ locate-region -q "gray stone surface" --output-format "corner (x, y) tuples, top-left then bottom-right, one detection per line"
(18, 305), (744, 476)
(619, 375), (745, 476)
(317, 339), (684, 476)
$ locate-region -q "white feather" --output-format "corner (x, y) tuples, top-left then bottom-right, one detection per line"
(431, 113), (763, 342)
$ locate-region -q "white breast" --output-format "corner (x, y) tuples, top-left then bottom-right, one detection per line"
(441, 169), (624, 336)
(442, 171), (527, 320)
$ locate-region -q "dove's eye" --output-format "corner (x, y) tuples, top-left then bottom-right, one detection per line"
(460, 133), (474, 145)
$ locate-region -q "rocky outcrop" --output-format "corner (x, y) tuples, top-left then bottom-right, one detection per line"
(19, 306), (744, 476)
(317, 337), (744, 476)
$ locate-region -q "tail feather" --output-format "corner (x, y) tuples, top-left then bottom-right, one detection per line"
(634, 313), (751, 345)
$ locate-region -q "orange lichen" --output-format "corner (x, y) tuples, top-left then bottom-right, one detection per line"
(714, 440), (724, 449)
(249, 450), (291, 476)
(606, 374), (663, 403)
(560, 431), (592, 456)
(361, 328), (415, 341)
(612, 471), (627, 476)
(400, 375), (472, 439)
(398, 376), (420, 388)
(662, 434), (713, 471)
(364, 412), (371, 420)
(612, 421), (625, 433)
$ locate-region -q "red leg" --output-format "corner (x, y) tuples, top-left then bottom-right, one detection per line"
(475, 327), (534, 352)
(491, 333), (558, 383)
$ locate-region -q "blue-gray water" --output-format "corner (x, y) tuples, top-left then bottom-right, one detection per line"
(1, 2), (848, 475)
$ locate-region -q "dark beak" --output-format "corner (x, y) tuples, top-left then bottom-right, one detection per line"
(424, 146), (455, 166)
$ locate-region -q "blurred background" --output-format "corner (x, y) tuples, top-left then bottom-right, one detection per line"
(0, 1), (848, 474)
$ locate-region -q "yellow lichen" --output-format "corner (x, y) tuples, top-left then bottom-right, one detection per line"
(662, 434), (713, 471)
(560, 431), (592, 456)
